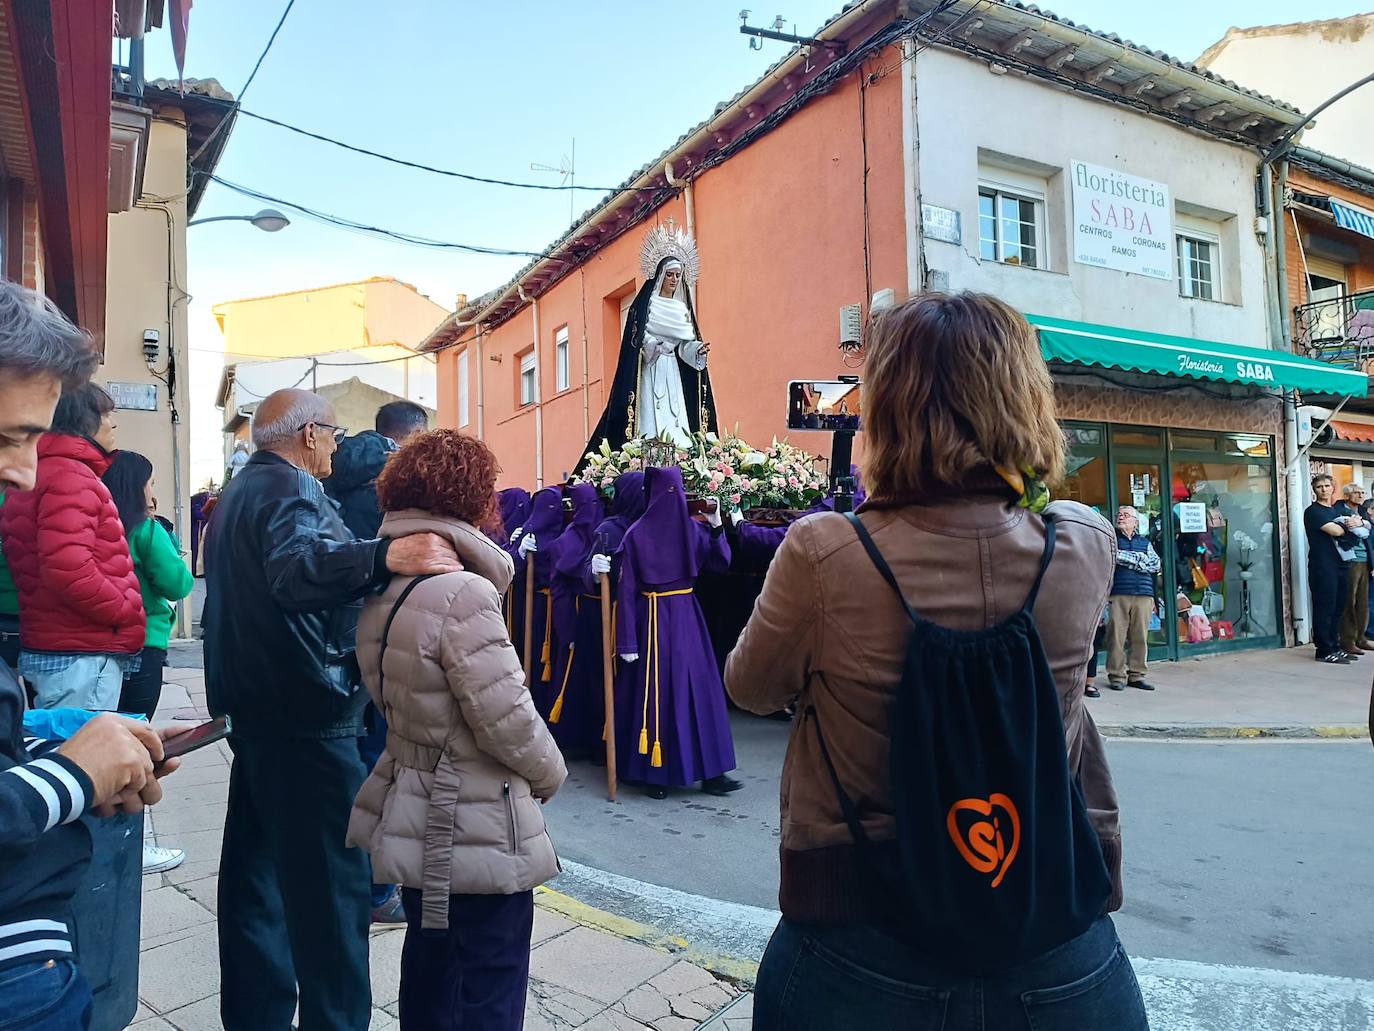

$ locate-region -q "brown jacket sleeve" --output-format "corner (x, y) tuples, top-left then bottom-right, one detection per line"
(725, 522), (819, 714)
(440, 579), (568, 799)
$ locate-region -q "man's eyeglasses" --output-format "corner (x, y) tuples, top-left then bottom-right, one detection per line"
(299, 422), (347, 444)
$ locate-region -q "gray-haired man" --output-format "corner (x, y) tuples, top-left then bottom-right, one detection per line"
(1106, 506), (1160, 691)
(203, 388), (460, 1030)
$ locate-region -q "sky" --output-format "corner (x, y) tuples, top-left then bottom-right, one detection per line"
(136, 0), (1372, 487)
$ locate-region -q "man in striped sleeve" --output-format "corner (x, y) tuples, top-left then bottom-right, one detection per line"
(0, 282), (183, 1029)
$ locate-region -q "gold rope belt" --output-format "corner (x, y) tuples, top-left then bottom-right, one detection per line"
(538, 587), (553, 682)
(549, 595), (617, 727)
(639, 588), (693, 768)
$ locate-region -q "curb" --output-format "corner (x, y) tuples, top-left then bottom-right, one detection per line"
(1099, 723), (1369, 739)
(534, 885), (761, 985)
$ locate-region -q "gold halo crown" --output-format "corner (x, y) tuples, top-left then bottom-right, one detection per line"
(640, 218), (700, 288)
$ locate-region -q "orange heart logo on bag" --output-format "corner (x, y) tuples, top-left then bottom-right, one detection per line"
(946, 794), (1020, 888)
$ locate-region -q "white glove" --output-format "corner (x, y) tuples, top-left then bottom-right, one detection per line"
(509, 526), (523, 540)
(705, 504), (722, 529)
(620, 653), (640, 663)
(518, 533), (538, 558)
(729, 508), (744, 528)
(590, 554), (611, 576)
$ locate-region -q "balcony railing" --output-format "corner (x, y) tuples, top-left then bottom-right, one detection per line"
(1294, 288), (1374, 373)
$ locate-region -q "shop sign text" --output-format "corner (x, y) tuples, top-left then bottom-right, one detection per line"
(1071, 160), (1172, 281)
(1176, 352), (1276, 383)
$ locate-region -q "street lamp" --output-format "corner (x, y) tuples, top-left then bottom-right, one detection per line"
(187, 207), (290, 232)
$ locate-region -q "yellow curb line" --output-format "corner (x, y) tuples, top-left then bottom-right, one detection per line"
(1099, 724), (1368, 739)
(534, 885), (762, 985)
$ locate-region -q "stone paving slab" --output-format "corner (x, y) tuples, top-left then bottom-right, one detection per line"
(136, 663), (742, 1029)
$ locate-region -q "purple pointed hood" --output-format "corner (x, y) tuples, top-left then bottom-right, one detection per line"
(550, 483), (604, 579)
(610, 471), (647, 521)
(499, 488), (532, 536)
(621, 465), (699, 585)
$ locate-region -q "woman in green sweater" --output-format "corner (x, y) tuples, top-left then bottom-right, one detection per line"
(104, 451), (195, 874)
(103, 451), (194, 718)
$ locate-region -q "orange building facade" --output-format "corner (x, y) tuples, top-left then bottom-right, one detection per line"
(427, 5), (909, 488)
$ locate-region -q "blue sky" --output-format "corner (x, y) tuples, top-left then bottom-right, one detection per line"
(142, 1), (1368, 484)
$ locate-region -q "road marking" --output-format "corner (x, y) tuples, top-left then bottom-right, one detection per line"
(552, 861), (1374, 1030)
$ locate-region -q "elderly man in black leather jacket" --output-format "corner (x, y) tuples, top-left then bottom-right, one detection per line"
(203, 388), (459, 1031)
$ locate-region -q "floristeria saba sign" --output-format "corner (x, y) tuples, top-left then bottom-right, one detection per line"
(1071, 160), (1173, 281)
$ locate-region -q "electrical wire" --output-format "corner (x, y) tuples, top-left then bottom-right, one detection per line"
(189, 0), (297, 166)
(205, 175), (550, 257)
(235, 108), (656, 194)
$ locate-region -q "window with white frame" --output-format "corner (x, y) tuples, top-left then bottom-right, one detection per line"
(555, 327), (570, 392)
(519, 351), (536, 406)
(1176, 221), (1221, 301)
(977, 167), (1046, 269)
(457, 349), (469, 426)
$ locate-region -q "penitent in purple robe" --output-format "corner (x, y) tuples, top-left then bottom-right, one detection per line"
(497, 488), (533, 657)
(731, 474), (869, 571)
(543, 483), (606, 751)
(615, 467), (736, 787)
(510, 486), (565, 708)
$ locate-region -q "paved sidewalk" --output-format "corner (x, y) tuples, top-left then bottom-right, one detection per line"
(133, 663), (742, 1030)
(1086, 644), (1371, 737)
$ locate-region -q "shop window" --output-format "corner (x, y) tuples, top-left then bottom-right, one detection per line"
(519, 351), (536, 406)
(1177, 233), (1218, 300)
(457, 349), (469, 427)
(555, 327), (570, 392)
(1171, 455), (1277, 648)
(1111, 427), (1163, 448)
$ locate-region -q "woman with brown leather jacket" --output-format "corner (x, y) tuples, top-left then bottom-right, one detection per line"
(348, 430), (567, 1030)
(727, 293), (1148, 1030)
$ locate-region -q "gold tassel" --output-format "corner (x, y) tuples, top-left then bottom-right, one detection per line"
(651, 741), (663, 768)
(638, 728), (649, 755)
(548, 693), (564, 723)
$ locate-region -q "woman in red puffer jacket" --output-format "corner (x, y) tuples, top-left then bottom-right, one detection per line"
(0, 384), (145, 709)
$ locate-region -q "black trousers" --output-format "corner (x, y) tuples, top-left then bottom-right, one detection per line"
(398, 888), (533, 1031)
(218, 735), (371, 1031)
(0, 614), (20, 672)
(118, 646), (166, 719)
(1310, 562), (1349, 658)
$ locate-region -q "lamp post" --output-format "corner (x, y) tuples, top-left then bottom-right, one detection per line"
(187, 208), (290, 232)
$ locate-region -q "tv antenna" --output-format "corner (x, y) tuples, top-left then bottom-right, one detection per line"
(739, 11), (846, 54)
(531, 138), (576, 224)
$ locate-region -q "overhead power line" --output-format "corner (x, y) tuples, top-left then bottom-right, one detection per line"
(206, 175), (549, 257)
(236, 108), (655, 194)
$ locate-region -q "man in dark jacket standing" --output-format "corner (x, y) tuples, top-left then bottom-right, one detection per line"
(1105, 505), (1160, 692)
(323, 400), (428, 922)
(204, 388), (459, 1031)
(324, 400), (428, 539)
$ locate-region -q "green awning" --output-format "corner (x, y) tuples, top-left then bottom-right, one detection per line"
(1028, 313), (1368, 397)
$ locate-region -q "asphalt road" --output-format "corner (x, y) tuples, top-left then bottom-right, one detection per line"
(544, 713), (1374, 981)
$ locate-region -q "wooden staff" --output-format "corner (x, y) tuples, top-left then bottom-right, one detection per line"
(599, 570), (617, 801)
(523, 559), (536, 688)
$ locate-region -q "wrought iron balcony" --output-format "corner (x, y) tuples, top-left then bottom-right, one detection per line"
(1293, 288), (1374, 373)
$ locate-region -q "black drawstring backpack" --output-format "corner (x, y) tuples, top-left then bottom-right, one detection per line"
(813, 512), (1112, 969)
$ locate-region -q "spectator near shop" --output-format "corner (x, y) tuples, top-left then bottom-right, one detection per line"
(1336, 483), (1374, 657)
(1105, 506), (1159, 692)
(1306, 473), (1362, 665)
(325, 401), (429, 540)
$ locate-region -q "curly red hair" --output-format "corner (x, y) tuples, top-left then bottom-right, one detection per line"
(376, 429), (501, 531)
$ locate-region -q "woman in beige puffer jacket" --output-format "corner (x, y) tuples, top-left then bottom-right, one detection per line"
(346, 430), (567, 1030)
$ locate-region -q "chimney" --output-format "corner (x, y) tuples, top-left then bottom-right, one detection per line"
(455, 293), (468, 310)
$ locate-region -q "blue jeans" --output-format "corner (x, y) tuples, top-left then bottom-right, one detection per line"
(25, 655), (124, 710)
(359, 703), (395, 908)
(753, 915), (1148, 1031)
(0, 959), (92, 1030)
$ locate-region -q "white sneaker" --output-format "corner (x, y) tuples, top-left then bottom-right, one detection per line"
(142, 844), (186, 874)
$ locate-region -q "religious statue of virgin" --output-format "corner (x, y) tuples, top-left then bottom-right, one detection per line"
(578, 222), (719, 468)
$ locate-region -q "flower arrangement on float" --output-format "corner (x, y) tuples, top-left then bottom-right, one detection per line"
(576, 430), (828, 513)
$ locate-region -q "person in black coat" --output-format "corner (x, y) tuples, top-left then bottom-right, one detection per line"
(324, 401), (428, 539)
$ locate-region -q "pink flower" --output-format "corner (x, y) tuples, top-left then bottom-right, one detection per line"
(730, 493), (742, 505)
(788, 476), (800, 487)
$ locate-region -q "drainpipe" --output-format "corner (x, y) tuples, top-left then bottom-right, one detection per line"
(475, 325), (486, 439)
(580, 271), (590, 441)
(518, 286), (544, 487)
(1264, 159), (1311, 645)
